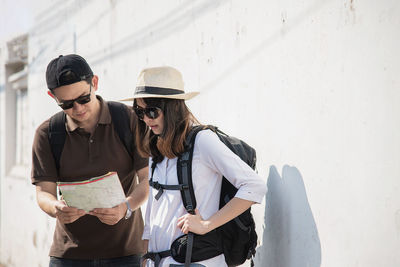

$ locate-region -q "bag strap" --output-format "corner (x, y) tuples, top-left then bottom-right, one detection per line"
(177, 125), (204, 213)
(48, 111), (67, 174)
(148, 156), (190, 201)
(107, 101), (133, 158)
(149, 179), (188, 200)
(142, 250), (171, 267)
(176, 125), (205, 267)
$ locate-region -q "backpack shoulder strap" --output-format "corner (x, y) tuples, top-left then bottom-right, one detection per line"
(176, 125), (205, 267)
(107, 101), (133, 158)
(48, 111), (67, 173)
(176, 125), (205, 214)
(149, 159), (187, 200)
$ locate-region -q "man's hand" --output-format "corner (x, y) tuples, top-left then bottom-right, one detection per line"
(55, 200), (86, 224)
(89, 201), (127, 225)
(35, 181), (84, 223)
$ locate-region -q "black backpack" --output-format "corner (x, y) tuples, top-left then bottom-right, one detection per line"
(48, 101), (133, 173)
(146, 125), (258, 267)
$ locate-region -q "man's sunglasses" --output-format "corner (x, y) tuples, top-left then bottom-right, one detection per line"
(133, 106), (161, 120)
(56, 84), (92, 110)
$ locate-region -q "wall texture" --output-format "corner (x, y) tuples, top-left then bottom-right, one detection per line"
(1, 0), (399, 266)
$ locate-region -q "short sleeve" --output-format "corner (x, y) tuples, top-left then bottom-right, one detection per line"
(31, 120), (58, 184)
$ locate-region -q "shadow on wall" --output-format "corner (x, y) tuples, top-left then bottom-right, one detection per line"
(88, 0), (231, 65)
(256, 165), (321, 267)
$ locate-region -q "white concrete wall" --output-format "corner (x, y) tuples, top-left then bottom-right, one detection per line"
(1, 0), (399, 266)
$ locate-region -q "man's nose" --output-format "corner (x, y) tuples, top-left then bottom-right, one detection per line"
(73, 101), (85, 110)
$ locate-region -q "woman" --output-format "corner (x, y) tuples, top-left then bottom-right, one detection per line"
(124, 66), (266, 267)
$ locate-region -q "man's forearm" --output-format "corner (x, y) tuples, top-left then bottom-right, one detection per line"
(127, 178), (149, 211)
(36, 190), (58, 218)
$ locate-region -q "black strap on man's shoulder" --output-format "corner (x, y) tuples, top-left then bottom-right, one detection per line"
(107, 101), (133, 158)
(48, 101), (133, 173)
(48, 111), (67, 173)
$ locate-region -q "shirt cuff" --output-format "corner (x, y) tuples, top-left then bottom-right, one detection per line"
(142, 226), (150, 240)
(235, 186), (266, 204)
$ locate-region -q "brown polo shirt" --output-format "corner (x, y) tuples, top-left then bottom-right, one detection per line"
(31, 96), (148, 259)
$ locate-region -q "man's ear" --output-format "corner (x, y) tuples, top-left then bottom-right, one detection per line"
(91, 75), (99, 92)
(47, 90), (55, 98)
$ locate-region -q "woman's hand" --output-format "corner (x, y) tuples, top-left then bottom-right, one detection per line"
(176, 209), (210, 235)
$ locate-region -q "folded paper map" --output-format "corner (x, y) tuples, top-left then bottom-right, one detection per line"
(57, 172), (126, 212)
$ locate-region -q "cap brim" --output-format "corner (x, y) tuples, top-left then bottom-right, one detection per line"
(120, 91), (199, 102)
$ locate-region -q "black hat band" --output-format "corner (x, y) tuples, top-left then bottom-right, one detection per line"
(135, 86), (185, 96)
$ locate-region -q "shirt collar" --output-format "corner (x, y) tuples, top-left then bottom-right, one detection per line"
(66, 95), (111, 132)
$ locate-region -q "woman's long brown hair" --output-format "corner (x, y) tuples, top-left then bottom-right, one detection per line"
(134, 97), (200, 164)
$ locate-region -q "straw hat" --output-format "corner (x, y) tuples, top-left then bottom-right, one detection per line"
(121, 66), (199, 101)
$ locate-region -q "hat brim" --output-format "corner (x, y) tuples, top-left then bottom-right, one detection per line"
(120, 91), (199, 101)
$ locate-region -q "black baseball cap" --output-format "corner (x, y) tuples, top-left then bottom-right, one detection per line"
(46, 54), (93, 90)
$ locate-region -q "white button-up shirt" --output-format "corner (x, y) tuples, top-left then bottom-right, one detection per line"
(143, 129), (267, 267)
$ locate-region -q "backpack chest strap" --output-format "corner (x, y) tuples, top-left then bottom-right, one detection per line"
(149, 179), (188, 200)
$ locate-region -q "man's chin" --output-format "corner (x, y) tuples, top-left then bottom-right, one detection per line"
(71, 115), (87, 124)
(73, 112), (88, 120)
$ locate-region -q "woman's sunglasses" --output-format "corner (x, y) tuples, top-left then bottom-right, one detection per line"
(56, 84), (92, 110)
(133, 106), (161, 120)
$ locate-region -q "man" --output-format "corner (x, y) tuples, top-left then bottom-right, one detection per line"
(31, 54), (149, 266)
